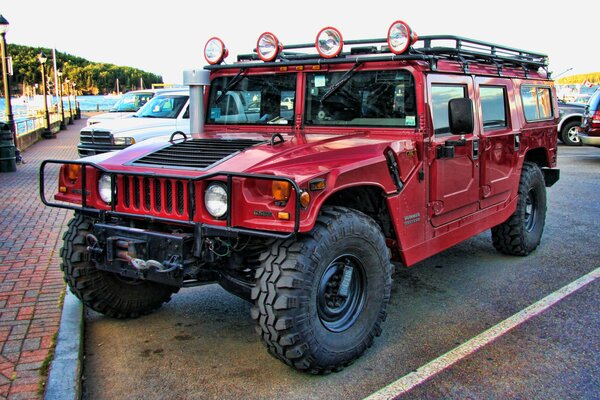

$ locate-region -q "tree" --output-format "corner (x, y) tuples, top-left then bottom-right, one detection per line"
(6, 43), (163, 95)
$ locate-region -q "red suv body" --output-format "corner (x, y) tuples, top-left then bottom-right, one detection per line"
(41, 26), (559, 373)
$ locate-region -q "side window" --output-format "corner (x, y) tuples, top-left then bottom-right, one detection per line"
(521, 85), (553, 121)
(480, 86), (507, 130)
(431, 84), (466, 135)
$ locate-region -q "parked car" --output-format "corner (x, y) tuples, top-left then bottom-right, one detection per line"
(78, 90), (190, 157)
(42, 25), (559, 373)
(580, 89), (600, 147)
(557, 99), (585, 146)
(86, 88), (182, 126)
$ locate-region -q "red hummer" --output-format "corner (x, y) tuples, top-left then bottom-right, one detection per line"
(41, 21), (559, 373)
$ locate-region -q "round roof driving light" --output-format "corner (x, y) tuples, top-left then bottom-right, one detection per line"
(204, 37), (228, 65)
(387, 20), (417, 55)
(257, 32), (283, 62)
(315, 26), (343, 58)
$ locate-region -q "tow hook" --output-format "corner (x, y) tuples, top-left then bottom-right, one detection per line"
(86, 234), (103, 255)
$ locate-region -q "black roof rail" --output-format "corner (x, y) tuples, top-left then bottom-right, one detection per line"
(205, 34), (549, 76)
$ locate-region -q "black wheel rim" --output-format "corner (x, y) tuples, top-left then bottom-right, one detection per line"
(317, 254), (367, 333)
(524, 188), (537, 232)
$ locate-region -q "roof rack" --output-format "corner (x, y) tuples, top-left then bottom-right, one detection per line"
(206, 35), (549, 77)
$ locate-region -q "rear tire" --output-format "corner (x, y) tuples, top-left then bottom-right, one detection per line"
(491, 162), (547, 256)
(60, 214), (177, 319)
(250, 206), (393, 373)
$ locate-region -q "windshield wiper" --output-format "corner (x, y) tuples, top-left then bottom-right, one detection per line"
(215, 69), (247, 103)
(320, 62), (362, 102)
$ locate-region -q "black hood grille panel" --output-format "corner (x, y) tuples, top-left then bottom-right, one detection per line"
(132, 138), (265, 169)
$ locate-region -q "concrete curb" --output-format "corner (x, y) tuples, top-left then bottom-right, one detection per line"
(44, 291), (84, 400)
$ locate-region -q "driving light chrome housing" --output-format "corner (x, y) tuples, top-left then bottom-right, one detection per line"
(204, 182), (228, 219)
(315, 27), (343, 58)
(204, 37), (228, 65)
(387, 20), (417, 55)
(98, 174), (114, 204)
(257, 32), (282, 62)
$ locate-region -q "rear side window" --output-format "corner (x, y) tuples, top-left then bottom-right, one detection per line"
(431, 85), (466, 135)
(521, 86), (553, 121)
(480, 86), (507, 130)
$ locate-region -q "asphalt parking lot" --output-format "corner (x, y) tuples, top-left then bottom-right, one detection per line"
(82, 145), (599, 400)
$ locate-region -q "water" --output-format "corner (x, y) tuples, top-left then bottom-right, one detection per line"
(0, 95), (120, 119)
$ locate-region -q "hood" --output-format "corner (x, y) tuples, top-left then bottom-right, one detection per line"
(94, 130), (417, 184)
(88, 112), (136, 124)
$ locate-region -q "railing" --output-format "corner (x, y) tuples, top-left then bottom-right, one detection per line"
(12, 106), (78, 137)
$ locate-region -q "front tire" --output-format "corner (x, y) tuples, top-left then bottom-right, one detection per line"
(251, 207), (393, 373)
(491, 162), (547, 256)
(60, 214), (177, 318)
(560, 120), (582, 146)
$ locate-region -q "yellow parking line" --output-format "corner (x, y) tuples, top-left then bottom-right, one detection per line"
(364, 267), (600, 400)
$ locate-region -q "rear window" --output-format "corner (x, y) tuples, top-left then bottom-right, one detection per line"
(521, 86), (553, 121)
(588, 89), (600, 111)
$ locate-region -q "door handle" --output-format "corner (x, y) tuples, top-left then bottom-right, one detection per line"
(472, 138), (480, 160)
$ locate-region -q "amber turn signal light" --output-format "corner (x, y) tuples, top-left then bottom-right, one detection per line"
(299, 191), (311, 208)
(272, 180), (291, 202)
(66, 164), (81, 181)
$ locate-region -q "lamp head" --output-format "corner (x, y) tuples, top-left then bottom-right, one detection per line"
(0, 15), (9, 35)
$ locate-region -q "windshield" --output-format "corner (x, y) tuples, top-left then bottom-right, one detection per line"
(305, 70), (416, 127)
(136, 95), (188, 118)
(110, 92), (154, 112)
(206, 74), (296, 125)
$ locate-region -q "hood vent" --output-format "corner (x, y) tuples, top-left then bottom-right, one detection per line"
(132, 138), (265, 169)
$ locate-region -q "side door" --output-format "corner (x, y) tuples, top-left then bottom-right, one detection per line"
(475, 78), (519, 209)
(427, 75), (480, 227)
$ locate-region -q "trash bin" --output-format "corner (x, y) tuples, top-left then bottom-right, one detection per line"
(0, 122), (16, 173)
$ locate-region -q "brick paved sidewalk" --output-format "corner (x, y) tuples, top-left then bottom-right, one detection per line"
(0, 118), (84, 399)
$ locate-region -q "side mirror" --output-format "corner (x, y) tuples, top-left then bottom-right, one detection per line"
(448, 98), (474, 135)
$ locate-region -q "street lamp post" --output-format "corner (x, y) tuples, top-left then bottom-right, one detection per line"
(72, 81), (79, 119)
(65, 78), (73, 124)
(0, 14), (18, 172)
(57, 69), (66, 129)
(38, 51), (51, 137)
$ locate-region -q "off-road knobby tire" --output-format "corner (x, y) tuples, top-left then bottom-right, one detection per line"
(250, 206), (393, 374)
(560, 120), (582, 146)
(491, 162), (547, 256)
(60, 213), (177, 318)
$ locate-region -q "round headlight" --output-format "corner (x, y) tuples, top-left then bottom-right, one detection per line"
(204, 37), (228, 65)
(387, 20), (417, 55)
(315, 26), (343, 58)
(257, 32), (283, 62)
(204, 182), (228, 219)
(98, 174), (114, 204)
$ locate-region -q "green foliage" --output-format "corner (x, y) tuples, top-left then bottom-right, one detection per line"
(7, 43), (163, 95)
(556, 72), (600, 84)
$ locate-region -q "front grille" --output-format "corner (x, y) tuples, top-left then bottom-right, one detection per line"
(132, 138), (265, 169)
(119, 175), (188, 218)
(80, 129), (113, 145)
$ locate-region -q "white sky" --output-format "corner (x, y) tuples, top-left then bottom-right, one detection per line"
(2, 0), (599, 84)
